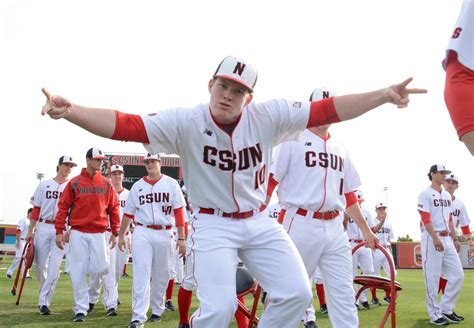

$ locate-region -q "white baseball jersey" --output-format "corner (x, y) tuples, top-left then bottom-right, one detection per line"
(451, 197), (471, 233)
(267, 203), (282, 220)
(17, 217), (30, 239)
(270, 130), (361, 211)
(373, 220), (394, 247)
(30, 178), (69, 220)
(118, 188), (130, 220)
(443, 0), (474, 70)
(346, 206), (374, 240)
(417, 187), (452, 231)
(124, 175), (185, 226)
(142, 100), (310, 212)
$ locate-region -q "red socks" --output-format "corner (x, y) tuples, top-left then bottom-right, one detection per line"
(166, 279), (175, 301)
(438, 277), (448, 294)
(316, 283), (326, 306)
(178, 287), (193, 324)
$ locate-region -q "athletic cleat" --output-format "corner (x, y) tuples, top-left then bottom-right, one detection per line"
(371, 298), (381, 305)
(87, 303), (95, 314)
(106, 308), (117, 316)
(355, 303), (360, 311)
(165, 300), (175, 311)
(320, 303), (328, 314)
(452, 312), (464, 321)
(6, 274), (12, 279)
(149, 314), (161, 322)
(122, 272), (129, 277)
(128, 320), (144, 328)
(430, 317), (449, 326)
(383, 296), (392, 304)
(178, 324), (190, 328)
(442, 313), (461, 324)
(26, 276), (32, 280)
(304, 320), (318, 328)
(361, 301), (370, 310)
(117, 299), (121, 306)
(73, 313), (86, 322)
(39, 305), (51, 315)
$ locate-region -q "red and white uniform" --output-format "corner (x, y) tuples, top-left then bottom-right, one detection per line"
(124, 174), (185, 324)
(270, 130), (361, 328)
(116, 188), (131, 282)
(6, 216), (30, 277)
(451, 197), (471, 236)
(417, 187), (464, 321)
(372, 220), (397, 278)
(29, 178), (68, 307)
(267, 203), (282, 220)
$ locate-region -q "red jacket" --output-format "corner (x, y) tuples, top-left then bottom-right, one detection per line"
(55, 168), (120, 234)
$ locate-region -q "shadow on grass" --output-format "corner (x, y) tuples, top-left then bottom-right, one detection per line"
(409, 318), (435, 327)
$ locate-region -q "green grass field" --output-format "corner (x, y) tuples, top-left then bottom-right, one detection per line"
(0, 257), (472, 327)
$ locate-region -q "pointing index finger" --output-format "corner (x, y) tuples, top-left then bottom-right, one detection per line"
(41, 88), (51, 101)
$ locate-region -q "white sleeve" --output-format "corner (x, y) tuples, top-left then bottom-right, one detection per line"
(270, 142), (291, 182)
(30, 182), (43, 207)
(389, 223), (395, 240)
(343, 153), (362, 193)
(124, 186), (138, 216)
(171, 180), (186, 209)
(460, 202), (471, 226)
(417, 190), (430, 213)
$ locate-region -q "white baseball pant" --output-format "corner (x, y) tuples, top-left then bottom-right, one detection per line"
(351, 242), (374, 303)
(115, 232), (130, 283)
(373, 247), (397, 278)
(6, 239), (28, 277)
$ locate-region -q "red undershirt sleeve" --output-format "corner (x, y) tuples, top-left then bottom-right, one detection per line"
(461, 225), (471, 235)
(112, 110), (150, 143)
(266, 173), (279, 197)
(419, 211), (431, 225)
(307, 98), (341, 128)
(173, 207), (185, 228)
(345, 192), (357, 208)
(30, 206), (40, 221)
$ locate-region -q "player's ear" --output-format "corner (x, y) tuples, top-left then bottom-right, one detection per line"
(244, 93), (253, 106)
(208, 79), (215, 93)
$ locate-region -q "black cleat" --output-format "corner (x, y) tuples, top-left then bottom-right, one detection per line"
(39, 305), (51, 315)
(165, 300), (175, 311)
(442, 313), (461, 324)
(26, 276), (32, 280)
(452, 312), (464, 321)
(6, 274), (12, 279)
(320, 303), (328, 314)
(178, 324), (190, 328)
(383, 296), (392, 304)
(430, 317), (449, 326)
(106, 308), (117, 316)
(371, 298), (381, 305)
(304, 320), (318, 328)
(128, 320), (144, 328)
(117, 299), (121, 306)
(73, 313), (86, 322)
(361, 301), (370, 310)
(149, 314), (161, 322)
(87, 303), (95, 314)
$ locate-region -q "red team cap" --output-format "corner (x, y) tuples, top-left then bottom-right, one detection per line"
(309, 88), (337, 101)
(86, 147), (106, 160)
(354, 190), (364, 203)
(110, 164), (124, 173)
(375, 201), (387, 209)
(58, 155), (77, 167)
(213, 56), (258, 92)
(144, 153), (161, 161)
(445, 173), (459, 183)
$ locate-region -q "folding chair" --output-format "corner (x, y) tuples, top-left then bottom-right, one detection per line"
(236, 266), (261, 328)
(11, 240), (35, 305)
(352, 242), (402, 328)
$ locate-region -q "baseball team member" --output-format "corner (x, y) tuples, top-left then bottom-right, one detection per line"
(267, 87), (378, 328)
(54, 148), (120, 322)
(41, 55), (425, 327)
(344, 190), (375, 310)
(25, 155), (76, 315)
(118, 153), (186, 328)
(370, 202), (397, 305)
(417, 164), (464, 325)
(443, 0), (474, 155)
(311, 268), (328, 314)
(6, 208), (32, 280)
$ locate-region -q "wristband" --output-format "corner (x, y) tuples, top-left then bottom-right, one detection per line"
(178, 238), (185, 241)
(453, 238), (459, 242)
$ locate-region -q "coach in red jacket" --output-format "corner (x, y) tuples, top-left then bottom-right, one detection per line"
(55, 147), (120, 323)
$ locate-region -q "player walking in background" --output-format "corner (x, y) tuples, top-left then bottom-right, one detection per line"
(41, 55), (425, 327)
(25, 155), (76, 315)
(344, 190), (375, 310)
(6, 208), (32, 279)
(118, 153), (186, 328)
(443, 0), (474, 155)
(417, 165), (464, 325)
(370, 202), (397, 305)
(54, 148), (120, 323)
(267, 87), (378, 328)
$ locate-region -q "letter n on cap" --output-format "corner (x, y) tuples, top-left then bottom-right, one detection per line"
(233, 62), (246, 76)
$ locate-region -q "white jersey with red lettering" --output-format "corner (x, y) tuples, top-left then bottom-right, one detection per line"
(116, 188), (130, 283)
(417, 186), (464, 322)
(141, 100), (313, 327)
(451, 197), (471, 234)
(29, 178), (69, 308)
(271, 130), (361, 212)
(372, 219), (397, 279)
(6, 217), (31, 277)
(443, 0), (474, 70)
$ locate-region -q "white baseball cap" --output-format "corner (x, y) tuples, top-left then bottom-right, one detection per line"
(213, 56), (258, 92)
(58, 155), (77, 167)
(445, 173), (459, 183)
(429, 164), (451, 175)
(86, 147), (106, 160)
(375, 201), (387, 209)
(309, 88), (337, 101)
(110, 164), (124, 173)
(354, 190), (364, 202)
(144, 153), (161, 161)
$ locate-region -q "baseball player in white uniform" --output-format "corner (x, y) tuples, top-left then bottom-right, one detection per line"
(344, 190), (375, 310)
(370, 202), (397, 305)
(443, 0), (474, 155)
(41, 55), (425, 328)
(267, 203), (282, 220)
(25, 155), (76, 315)
(118, 153), (186, 327)
(417, 165), (464, 325)
(6, 208), (32, 279)
(267, 87), (378, 328)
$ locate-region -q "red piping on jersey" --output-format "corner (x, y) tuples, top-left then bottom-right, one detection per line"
(461, 225), (471, 235)
(30, 206), (41, 221)
(144, 175), (163, 226)
(189, 219), (200, 327)
(315, 138), (328, 213)
(307, 98), (340, 128)
(423, 235), (437, 313)
(419, 211), (431, 225)
(112, 110), (149, 143)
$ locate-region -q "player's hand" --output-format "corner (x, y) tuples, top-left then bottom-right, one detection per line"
(41, 88), (73, 119)
(64, 229), (71, 243)
(453, 240), (461, 253)
(364, 230), (379, 250)
(177, 239), (186, 257)
(56, 234), (65, 250)
(26, 231), (34, 242)
(433, 237), (444, 252)
(16, 240), (21, 249)
(384, 78), (427, 109)
(109, 234), (117, 249)
(118, 235), (126, 252)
